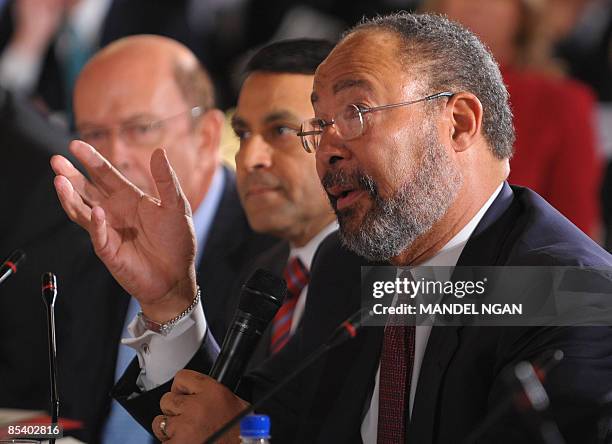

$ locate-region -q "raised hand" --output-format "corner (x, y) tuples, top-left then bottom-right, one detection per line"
(50, 140), (197, 322)
(11, 0), (66, 57)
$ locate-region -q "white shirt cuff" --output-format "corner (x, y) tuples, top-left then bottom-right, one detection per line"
(122, 298), (207, 392)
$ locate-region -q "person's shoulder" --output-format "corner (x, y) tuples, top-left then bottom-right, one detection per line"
(503, 67), (595, 108)
(506, 186), (612, 266)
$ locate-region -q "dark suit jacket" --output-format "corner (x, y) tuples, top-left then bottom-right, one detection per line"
(117, 183), (612, 443)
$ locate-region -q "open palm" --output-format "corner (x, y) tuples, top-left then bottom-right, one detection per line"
(51, 141), (197, 320)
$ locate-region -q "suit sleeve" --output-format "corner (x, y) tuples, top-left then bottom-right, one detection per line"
(112, 329), (220, 435)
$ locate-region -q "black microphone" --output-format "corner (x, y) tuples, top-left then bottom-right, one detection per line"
(464, 349), (564, 444)
(204, 306), (375, 444)
(0, 249), (26, 285)
(209, 269), (287, 391)
(41, 272), (60, 444)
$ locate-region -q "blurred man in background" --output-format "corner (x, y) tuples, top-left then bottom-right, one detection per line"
(39, 35), (276, 443)
(58, 41), (339, 434)
(52, 37), (337, 443)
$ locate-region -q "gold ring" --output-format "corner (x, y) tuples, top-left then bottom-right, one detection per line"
(160, 416), (169, 439)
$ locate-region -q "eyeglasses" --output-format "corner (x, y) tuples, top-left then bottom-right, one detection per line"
(78, 106), (204, 149)
(297, 92), (454, 153)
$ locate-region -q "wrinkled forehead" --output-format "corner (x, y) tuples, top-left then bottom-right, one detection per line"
(312, 30), (422, 110)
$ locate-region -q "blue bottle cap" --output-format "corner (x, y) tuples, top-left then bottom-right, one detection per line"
(240, 414), (270, 438)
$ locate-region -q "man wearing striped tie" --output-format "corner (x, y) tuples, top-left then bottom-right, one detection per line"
(51, 37), (339, 441)
(227, 39), (339, 360)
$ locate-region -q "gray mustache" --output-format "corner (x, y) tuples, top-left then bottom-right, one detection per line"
(321, 169), (378, 198)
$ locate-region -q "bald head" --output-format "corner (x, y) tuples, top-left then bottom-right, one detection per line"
(77, 35), (215, 112)
(74, 35), (224, 210)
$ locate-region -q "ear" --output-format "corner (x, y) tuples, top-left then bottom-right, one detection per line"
(195, 109), (225, 158)
(446, 92), (483, 153)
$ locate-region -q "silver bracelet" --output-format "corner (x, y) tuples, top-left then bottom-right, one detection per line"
(138, 287), (201, 336)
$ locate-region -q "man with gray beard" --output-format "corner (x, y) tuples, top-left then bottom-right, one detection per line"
(321, 118), (461, 262)
(51, 12), (612, 444)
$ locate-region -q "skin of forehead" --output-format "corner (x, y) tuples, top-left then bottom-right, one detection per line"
(313, 30), (428, 106)
(75, 35), (199, 118)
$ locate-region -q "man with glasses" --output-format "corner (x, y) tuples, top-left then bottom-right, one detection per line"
(52, 36), (340, 443)
(52, 13), (612, 444)
(52, 35), (277, 443)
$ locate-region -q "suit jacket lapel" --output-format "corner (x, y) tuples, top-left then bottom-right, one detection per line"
(408, 182), (517, 443)
(310, 326), (384, 443)
(408, 326), (459, 442)
(298, 262), (391, 443)
(197, 166), (247, 276)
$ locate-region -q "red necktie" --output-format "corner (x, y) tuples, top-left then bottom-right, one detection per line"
(270, 257), (309, 354)
(377, 271), (416, 443)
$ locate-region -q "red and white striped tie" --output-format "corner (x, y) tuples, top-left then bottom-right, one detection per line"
(270, 257), (309, 354)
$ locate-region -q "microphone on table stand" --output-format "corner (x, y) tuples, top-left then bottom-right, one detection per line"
(41, 272), (60, 444)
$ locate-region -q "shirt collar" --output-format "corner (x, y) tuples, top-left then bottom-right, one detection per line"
(193, 166), (225, 266)
(289, 221), (339, 270)
(421, 182), (504, 267)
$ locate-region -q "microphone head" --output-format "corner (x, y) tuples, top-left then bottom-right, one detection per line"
(41, 272), (57, 307)
(4, 249), (26, 271)
(239, 269), (287, 322)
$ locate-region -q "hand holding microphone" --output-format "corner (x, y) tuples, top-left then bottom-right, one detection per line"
(152, 305), (374, 443)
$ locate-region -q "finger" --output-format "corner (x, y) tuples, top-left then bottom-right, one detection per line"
(50, 154), (104, 207)
(53, 175), (92, 228)
(89, 206), (110, 257)
(69, 140), (140, 197)
(160, 391), (188, 416)
(150, 148), (190, 213)
(152, 415), (173, 441)
(171, 369), (210, 395)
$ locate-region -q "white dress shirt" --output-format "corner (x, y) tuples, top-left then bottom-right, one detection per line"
(124, 221), (338, 391)
(360, 183), (503, 443)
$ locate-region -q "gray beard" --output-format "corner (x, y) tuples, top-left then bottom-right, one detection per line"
(336, 133), (462, 262)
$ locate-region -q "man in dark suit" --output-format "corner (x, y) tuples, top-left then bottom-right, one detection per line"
(41, 35), (278, 443)
(223, 39), (338, 358)
(88, 40), (339, 427)
(51, 37), (338, 443)
(51, 12), (612, 444)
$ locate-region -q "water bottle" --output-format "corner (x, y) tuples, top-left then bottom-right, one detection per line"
(240, 414), (271, 443)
